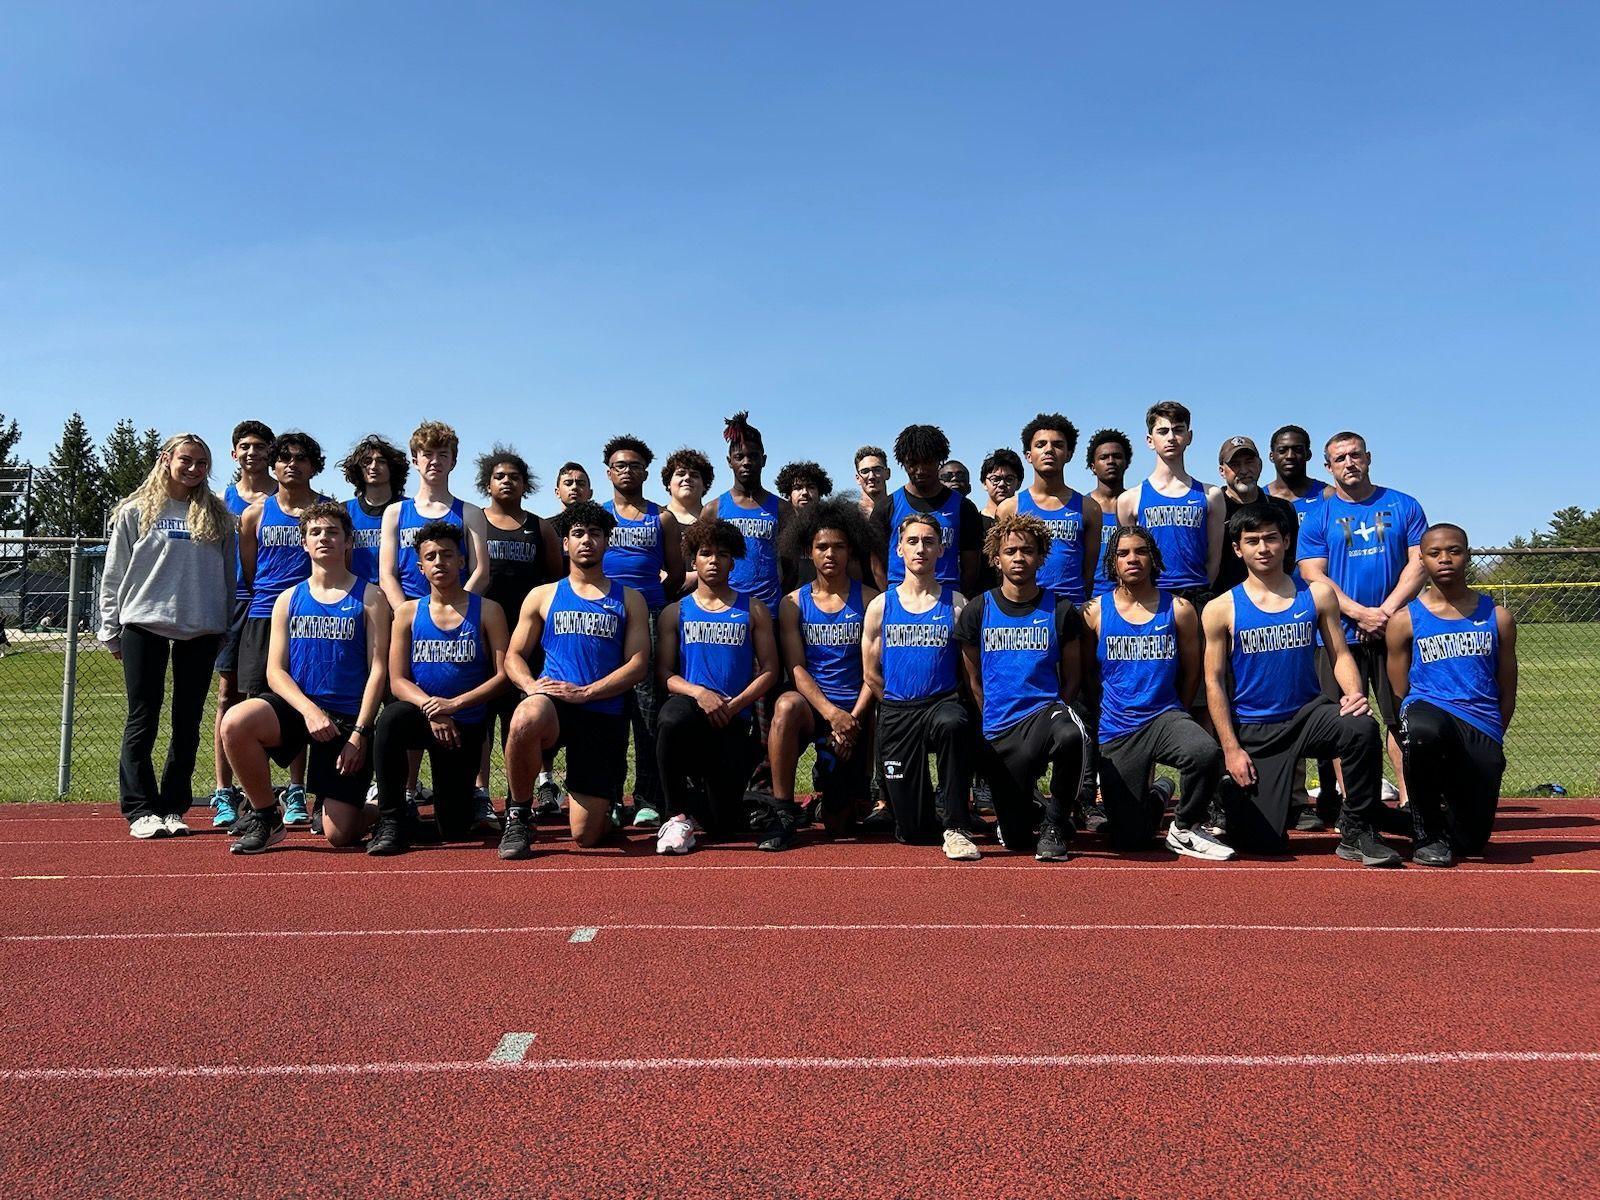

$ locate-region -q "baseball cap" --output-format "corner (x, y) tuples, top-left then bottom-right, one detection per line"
(1218, 435), (1259, 464)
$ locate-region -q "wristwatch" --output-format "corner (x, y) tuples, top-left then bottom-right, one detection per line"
(351, 723), (373, 737)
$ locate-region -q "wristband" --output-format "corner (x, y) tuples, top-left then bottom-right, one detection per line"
(352, 724), (373, 737)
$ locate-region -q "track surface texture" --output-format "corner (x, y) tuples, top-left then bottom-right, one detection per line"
(2, 798), (1598, 1198)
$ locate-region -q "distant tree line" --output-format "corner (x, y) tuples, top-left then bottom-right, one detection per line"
(0, 410), (161, 538)
(1476, 507), (1600, 623)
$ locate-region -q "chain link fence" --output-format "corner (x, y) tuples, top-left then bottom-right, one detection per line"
(2, 538), (1595, 803)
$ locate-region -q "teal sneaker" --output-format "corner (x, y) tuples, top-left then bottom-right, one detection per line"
(210, 787), (238, 829)
(283, 785), (311, 828)
(632, 805), (662, 829)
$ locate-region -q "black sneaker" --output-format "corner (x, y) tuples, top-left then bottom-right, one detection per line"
(1336, 824), (1402, 868)
(1035, 821), (1073, 862)
(1412, 839), (1456, 868)
(498, 812), (533, 861)
(1291, 805), (1326, 833)
(860, 803), (894, 831)
(534, 780), (562, 820)
(229, 807), (285, 855)
(1083, 804), (1109, 834)
(365, 815), (408, 857)
(310, 798), (325, 837)
(757, 822), (797, 852)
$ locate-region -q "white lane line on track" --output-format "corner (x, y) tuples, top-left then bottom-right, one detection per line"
(7, 864), (1598, 882)
(3, 1049), (1598, 1084)
(487, 1033), (536, 1064)
(7, 921), (1600, 945)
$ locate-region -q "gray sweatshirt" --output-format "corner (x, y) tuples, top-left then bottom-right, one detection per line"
(98, 498), (237, 653)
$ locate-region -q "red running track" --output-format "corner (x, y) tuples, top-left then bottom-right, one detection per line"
(1, 800), (1598, 1197)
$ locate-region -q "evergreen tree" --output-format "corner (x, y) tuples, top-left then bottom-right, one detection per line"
(0, 411), (22, 533)
(102, 418), (156, 506)
(31, 413), (107, 537)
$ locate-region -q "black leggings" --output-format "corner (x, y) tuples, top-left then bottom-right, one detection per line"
(374, 701), (488, 840)
(117, 626), (220, 821)
(981, 701), (1086, 849)
(1099, 709), (1222, 847)
(655, 694), (761, 835)
(1400, 700), (1504, 854)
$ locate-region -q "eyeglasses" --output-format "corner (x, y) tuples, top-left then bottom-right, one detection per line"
(984, 474), (1019, 486)
(608, 461), (646, 473)
(857, 466), (889, 477)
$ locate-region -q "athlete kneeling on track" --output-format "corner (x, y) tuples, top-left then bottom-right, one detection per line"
(1386, 524), (1519, 867)
(653, 518), (779, 856)
(1202, 507), (1401, 866)
(498, 501), (651, 860)
(225, 502), (390, 854)
(366, 521), (508, 856)
(955, 513), (1086, 862)
(1081, 524), (1229, 859)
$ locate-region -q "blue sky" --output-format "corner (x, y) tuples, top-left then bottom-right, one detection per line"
(1, 1), (1593, 542)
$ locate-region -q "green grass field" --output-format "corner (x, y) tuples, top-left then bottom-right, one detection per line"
(1, 626), (1594, 804)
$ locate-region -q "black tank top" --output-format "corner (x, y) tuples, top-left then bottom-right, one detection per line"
(485, 512), (550, 619)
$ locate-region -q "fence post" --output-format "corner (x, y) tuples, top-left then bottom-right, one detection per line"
(57, 538), (83, 796)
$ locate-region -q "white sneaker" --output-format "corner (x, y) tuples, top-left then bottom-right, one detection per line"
(1166, 823), (1236, 861)
(162, 814), (191, 837)
(1381, 778), (1400, 802)
(1306, 785), (1322, 800)
(943, 829), (981, 861)
(655, 814), (697, 855)
(129, 814), (167, 839)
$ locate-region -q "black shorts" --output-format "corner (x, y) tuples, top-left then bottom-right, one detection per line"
(259, 692), (373, 806)
(1173, 585), (1214, 611)
(1317, 638), (1398, 731)
(236, 616), (274, 697)
(550, 698), (628, 801)
(214, 598), (250, 675)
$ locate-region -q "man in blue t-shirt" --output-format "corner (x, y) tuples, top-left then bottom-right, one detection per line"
(1296, 431), (1428, 816)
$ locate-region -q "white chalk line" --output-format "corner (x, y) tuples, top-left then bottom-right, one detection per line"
(3, 1048), (1598, 1084)
(7, 920), (1599, 945)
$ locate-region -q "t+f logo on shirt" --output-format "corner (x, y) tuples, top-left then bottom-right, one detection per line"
(1336, 510), (1390, 549)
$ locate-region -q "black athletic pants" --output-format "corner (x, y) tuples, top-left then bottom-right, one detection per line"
(1098, 709), (1222, 848)
(1400, 700), (1504, 855)
(656, 694), (761, 836)
(624, 607), (664, 809)
(118, 625), (221, 821)
(878, 694), (974, 845)
(1221, 696), (1381, 851)
(980, 701), (1086, 850)
(374, 701), (488, 840)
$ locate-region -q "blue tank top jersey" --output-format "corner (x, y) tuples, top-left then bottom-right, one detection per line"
(540, 579), (629, 716)
(1018, 490), (1088, 603)
(248, 495), (319, 618)
(678, 592), (756, 719)
(602, 500), (667, 610)
(410, 593), (491, 725)
(1229, 583), (1321, 724)
(887, 487), (962, 586)
(975, 590), (1061, 738)
(345, 496), (391, 587)
(397, 496), (467, 600)
(1138, 479), (1210, 590)
(286, 580), (368, 714)
(1092, 506), (1120, 598)
(1403, 593), (1503, 742)
(225, 484), (254, 601)
(880, 586), (959, 703)
(1288, 480), (1333, 525)
(797, 580), (866, 706)
(716, 491), (782, 612)
(1096, 592), (1182, 743)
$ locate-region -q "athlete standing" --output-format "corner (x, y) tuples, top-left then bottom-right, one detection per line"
(1116, 402), (1224, 606)
(854, 446), (891, 519)
(872, 423), (984, 596)
(1084, 429), (1133, 601)
(1387, 525), (1518, 866)
(601, 435), (686, 829)
(208, 420), (276, 828)
(994, 414), (1101, 606)
(341, 435), (407, 589)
